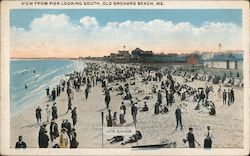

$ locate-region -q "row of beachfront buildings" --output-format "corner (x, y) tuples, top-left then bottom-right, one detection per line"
(101, 48), (243, 70)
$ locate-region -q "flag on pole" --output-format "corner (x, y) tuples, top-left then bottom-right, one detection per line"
(219, 43), (222, 52)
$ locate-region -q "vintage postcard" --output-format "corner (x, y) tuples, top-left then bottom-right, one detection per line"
(0, 0), (249, 155)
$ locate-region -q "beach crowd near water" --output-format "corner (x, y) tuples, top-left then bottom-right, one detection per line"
(12, 61), (244, 149)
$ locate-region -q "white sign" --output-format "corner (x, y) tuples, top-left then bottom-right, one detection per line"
(103, 127), (136, 136)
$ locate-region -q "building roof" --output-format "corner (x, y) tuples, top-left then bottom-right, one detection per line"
(149, 56), (187, 62)
(132, 48), (144, 53)
(206, 53), (243, 61)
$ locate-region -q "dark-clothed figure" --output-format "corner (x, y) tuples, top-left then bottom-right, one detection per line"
(120, 102), (126, 115)
(50, 119), (59, 140)
(15, 136), (27, 148)
(52, 88), (56, 101)
(230, 88), (235, 104)
(141, 102), (149, 112)
(222, 89), (227, 105)
(70, 129), (79, 148)
(38, 126), (49, 148)
(85, 87), (89, 99)
(184, 127), (200, 148)
(121, 131), (142, 145)
(67, 97), (72, 113)
(154, 102), (160, 115)
(71, 107), (77, 128)
(131, 103), (138, 123)
(35, 106), (42, 123)
(157, 90), (162, 104)
(227, 89), (231, 105)
(106, 109), (112, 127)
(52, 103), (58, 119)
(105, 93), (111, 109)
(175, 106), (183, 130)
(46, 87), (50, 96)
(204, 126), (212, 148)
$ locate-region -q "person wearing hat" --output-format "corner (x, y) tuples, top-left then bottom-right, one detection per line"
(71, 107), (77, 128)
(35, 106), (42, 124)
(59, 128), (70, 148)
(120, 102), (126, 115)
(106, 109), (112, 127)
(46, 104), (51, 122)
(38, 125), (49, 148)
(184, 127), (200, 148)
(154, 102), (160, 115)
(50, 119), (59, 140)
(70, 128), (79, 148)
(204, 125), (213, 148)
(52, 103), (58, 119)
(157, 90), (162, 104)
(67, 96), (72, 113)
(52, 88), (56, 101)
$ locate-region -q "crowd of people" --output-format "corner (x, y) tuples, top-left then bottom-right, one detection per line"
(16, 61), (240, 149)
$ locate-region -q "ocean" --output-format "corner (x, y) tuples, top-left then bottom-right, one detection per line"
(10, 59), (85, 115)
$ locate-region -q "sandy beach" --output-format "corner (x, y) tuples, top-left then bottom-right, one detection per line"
(10, 62), (244, 148)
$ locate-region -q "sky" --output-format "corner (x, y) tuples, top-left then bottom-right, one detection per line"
(10, 9), (242, 58)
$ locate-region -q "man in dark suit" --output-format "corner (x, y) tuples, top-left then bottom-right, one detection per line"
(175, 105), (183, 130)
(50, 119), (59, 140)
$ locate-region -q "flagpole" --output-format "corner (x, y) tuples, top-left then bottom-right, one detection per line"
(101, 112), (104, 148)
(134, 120), (139, 146)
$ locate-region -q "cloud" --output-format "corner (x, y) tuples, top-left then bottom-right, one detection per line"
(10, 14), (242, 58)
(80, 16), (99, 29)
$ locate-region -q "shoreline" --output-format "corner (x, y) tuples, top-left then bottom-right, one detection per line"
(10, 62), (244, 148)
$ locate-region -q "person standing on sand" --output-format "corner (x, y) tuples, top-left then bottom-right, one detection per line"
(175, 105), (183, 130)
(70, 129), (79, 148)
(154, 102), (160, 115)
(35, 106), (42, 124)
(46, 87), (50, 96)
(227, 89), (231, 106)
(38, 126), (49, 148)
(15, 136), (27, 148)
(120, 102), (126, 115)
(71, 107), (77, 128)
(52, 103), (58, 119)
(119, 106), (126, 125)
(67, 87), (71, 99)
(222, 89), (227, 105)
(52, 88), (56, 101)
(50, 119), (59, 140)
(217, 86), (221, 99)
(105, 92), (111, 109)
(230, 88), (235, 104)
(46, 104), (51, 122)
(59, 128), (70, 148)
(157, 90), (162, 104)
(106, 109), (112, 127)
(165, 89), (169, 106)
(85, 87), (89, 99)
(112, 112), (118, 126)
(67, 97), (72, 113)
(169, 90), (174, 106)
(131, 103), (138, 123)
(204, 125), (213, 148)
(184, 127), (200, 148)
